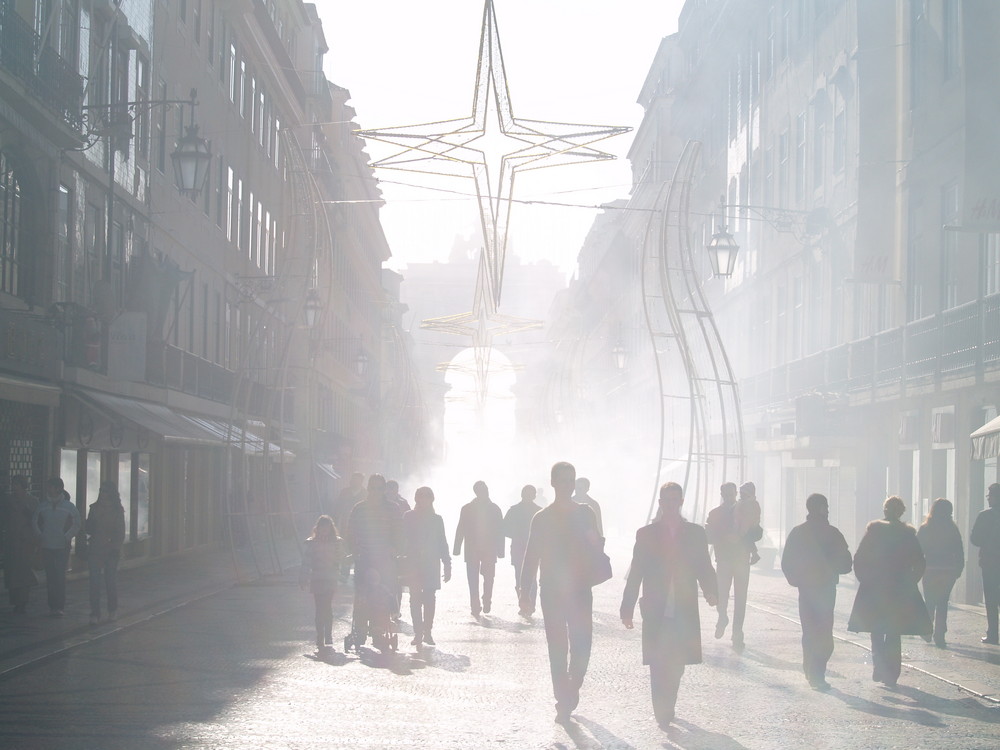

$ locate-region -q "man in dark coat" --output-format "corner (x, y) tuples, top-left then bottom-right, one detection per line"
(503, 484), (541, 615)
(781, 493), (853, 690)
(705, 481), (752, 650)
(520, 462), (601, 723)
(848, 495), (931, 687)
(971, 483), (1000, 645)
(621, 481), (717, 729)
(333, 472), (366, 580)
(453, 480), (504, 617)
(402, 486), (451, 646)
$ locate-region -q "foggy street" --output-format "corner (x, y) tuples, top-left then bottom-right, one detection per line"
(1, 544), (998, 750)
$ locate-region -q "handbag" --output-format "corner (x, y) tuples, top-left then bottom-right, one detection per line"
(586, 536), (613, 586)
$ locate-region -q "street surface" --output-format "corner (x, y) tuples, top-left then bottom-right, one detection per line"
(1, 540), (999, 749)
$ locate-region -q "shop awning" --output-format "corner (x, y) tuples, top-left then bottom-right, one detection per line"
(972, 414), (1000, 460)
(315, 463), (341, 480)
(0, 374), (61, 407)
(73, 390), (220, 446)
(185, 417), (293, 459)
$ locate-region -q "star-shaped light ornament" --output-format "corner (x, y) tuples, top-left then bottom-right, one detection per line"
(357, 0), (629, 404)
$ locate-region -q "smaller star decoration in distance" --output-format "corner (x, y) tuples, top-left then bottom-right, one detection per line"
(356, 0), (629, 405)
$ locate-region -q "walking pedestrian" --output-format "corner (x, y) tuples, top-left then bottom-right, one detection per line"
(519, 461), (601, 723)
(345, 474), (402, 650)
(705, 482), (753, 651)
(573, 477), (604, 537)
(620, 481), (717, 729)
(402, 487), (451, 646)
(848, 495), (932, 687)
(32, 477), (81, 617)
(3, 476), (39, 614)
(736, 481), (763, 566)
(917, 498), (964, 648)
(970, 483), (1000, 645)
(85, 481), (126, 624)
(333, 472), (365, 581)
(453, 480), (504, 617)
(780, 493), (853, 690)
(504, 484), (541, 616)
(300, 515), (342, 651)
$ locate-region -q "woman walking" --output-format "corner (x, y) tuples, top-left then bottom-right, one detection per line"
(848, 495), (931, 687)
(300, 515), (342, 652)
(402, 487), (451, 646)
(917, 498), (964, 648)
(86, 481), (127, 624)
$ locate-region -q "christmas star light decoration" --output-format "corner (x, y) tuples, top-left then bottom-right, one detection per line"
(357, 0), (630, 404)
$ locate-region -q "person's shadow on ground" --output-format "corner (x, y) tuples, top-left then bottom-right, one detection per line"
(409, 646), (471, 673)
(474, 614), (534, 634)
(882, 684), (1000, 723)
(665, 719), (752, 749)
(303, 649), (349, 666)
(828, 686), (946, 727)
(941, 642), (1000, 667)
(552, 715), (637, 749)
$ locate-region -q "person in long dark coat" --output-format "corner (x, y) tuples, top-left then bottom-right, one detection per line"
(917, 498), (964, 648)
(781, 493), (853, 690)
(403, 487), (451, 646)
(620, 481), (717, 729)
(453, 480), (504, 617)
(3, 476), (38, 614)
(848, 495), (931, 687)
(503, 484), (541, 615)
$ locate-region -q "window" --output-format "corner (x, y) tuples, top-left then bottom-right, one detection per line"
(910, 1), (923, 107)
(943, 0), (960, 79)
(833, 109), (846, 173)
(813, 118), (825, 190)
(155, 81), (168, 172)
(56, 184), (71, 302)
(226, 168), (235, 242)
(778, 130), (789, 205)
(795, 113), (806, 202)
(0, 152), (22, 297)
(216, 156), (226, 228)
(985, 234), (1000, 297)
(229, 43), (237, 102)
(941, 183), (960, 309)
(239, 60), (247, 117)
(135, 55), (150, 161)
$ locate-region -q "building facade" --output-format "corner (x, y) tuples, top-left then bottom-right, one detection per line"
(0, 0), (412, 571)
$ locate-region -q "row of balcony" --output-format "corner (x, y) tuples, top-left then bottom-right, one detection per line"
(741, 294), (1000, 408)
(0, 0), (83, 130)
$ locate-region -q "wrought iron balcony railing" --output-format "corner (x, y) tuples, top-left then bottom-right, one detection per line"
(0, 0), (83, 130)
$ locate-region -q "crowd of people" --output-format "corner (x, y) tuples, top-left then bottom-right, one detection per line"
(302, 465), (1000, 729)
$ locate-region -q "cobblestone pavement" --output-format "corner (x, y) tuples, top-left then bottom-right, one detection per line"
(1, 540), (999, 749)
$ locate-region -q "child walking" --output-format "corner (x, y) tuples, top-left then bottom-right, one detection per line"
(301, 515), (342, 652)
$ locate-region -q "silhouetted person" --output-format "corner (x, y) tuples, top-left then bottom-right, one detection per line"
(345, 474), (403, 649)
(504, 484), (541, 616)
(3, 476), (38, 614)
(848, 495), (931, 687)
(32, 477), (80, 617)
(300, 515), (342, 651)
(86, 480), (126, 624)
(736, 481), (763, 566)
(971, 483), (1000, 645)
(781, 493), (853, 690)
(334, 472), (365, 580)
(572, 477), (603, 537)
(386, 480), (410, 513)
(621, 481), (717, 729)
(520, 461), (600, 723)
(403, 487), (451, 646)
(453, 480), (504, 617)
(918, 498), (964, 648)
(705, 482), (752, 650)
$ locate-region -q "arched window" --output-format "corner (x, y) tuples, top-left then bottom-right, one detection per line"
(0, 151), (22, 296)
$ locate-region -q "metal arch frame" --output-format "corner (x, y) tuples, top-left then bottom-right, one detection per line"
(641, 141), (746, 524)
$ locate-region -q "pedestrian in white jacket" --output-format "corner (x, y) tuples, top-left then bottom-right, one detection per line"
(32, 478), (80, 616)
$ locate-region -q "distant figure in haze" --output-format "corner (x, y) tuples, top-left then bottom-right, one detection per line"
(621, 481), (717, 729)
(386, 480), (410, 513)
(333, 472), (366, 580)
(32, 477), (81, 617)
(705, 481), (755, 651)
(848, 495), (931, 687)
(573, 477), (603, 537)
(402, 487), (451, 646)
(345, 474), (403, 650)
(3, 476), (38, 614)
(504, 484), (541, 616)
(781, 493), (853, 690)
(86, 481), (127, 624)
(736, 481), (763, 566)
(453, 480), (504, 617)
(520, 461), (601, 723)
(971, 483), (1000, 645)
(917, 498), (964, 648)
(300, 515), (342, 651)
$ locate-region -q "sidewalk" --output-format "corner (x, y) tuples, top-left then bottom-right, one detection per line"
(0, 540), (301, 678)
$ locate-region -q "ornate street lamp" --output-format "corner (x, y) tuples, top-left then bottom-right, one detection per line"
(706, 225), (740, 278)
(303, 288), (322, 330)
(171, 124), (212, 197)
(355, 350), (369, 378)
(612, 343), (627, 371)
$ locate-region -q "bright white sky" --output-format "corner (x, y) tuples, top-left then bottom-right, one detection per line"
(315, 0), (686, 274)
